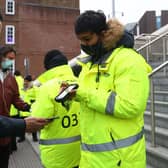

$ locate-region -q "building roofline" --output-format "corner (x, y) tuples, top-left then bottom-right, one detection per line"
(21, 3), (79, 11)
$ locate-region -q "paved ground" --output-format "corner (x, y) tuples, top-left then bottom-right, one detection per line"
(9, 133), (42, 168)
(8, 133), (153, 168)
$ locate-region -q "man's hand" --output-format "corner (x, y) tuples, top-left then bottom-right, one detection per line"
(56, 82), (77, 102)
(24, 117), (48, 133)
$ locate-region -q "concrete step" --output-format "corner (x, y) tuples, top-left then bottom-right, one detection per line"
(152, 82), (168, 90)
(151, 72), (168, 78)
(144, 111), (168, 129)
(149, 61), (166, 67)
(147, 165), (154, 168)
(145, 124), (168, 148)
(152, 91), (168, 102)
(151, 77), (168, 91)
(148, 61), (168, 72)
(154, 85), (168, 91)
(152, 78), (168, 85)
(150, 70), (168, 77)
(146, 141), (168, 168)
(146, 100), (168, 113)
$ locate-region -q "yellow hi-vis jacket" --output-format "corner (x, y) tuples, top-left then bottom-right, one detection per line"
(75, 47), (152, 168)
(33, 66), (60, 87)
(33, 66), (62, 96)
(10, 105), (19, 117)
(31, 65), (80, 168)
(10, 75), (24, 117)
(15, 75), (24, 92)
(19, 86), (36, 117)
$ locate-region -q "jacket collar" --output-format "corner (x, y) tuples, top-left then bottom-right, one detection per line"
(0, 69), (10, 82)
(36, 65), (73, 84)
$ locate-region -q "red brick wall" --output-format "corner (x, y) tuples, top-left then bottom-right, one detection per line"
(139, 11), (156, 34)
(0, 0), (80, 77)
(161, 10), (168, 27)
(38, 0), (79, 8)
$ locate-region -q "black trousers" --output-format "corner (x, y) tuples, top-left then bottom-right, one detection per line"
(0, 144), (11, 168)
(10, 115), (20, 151)
(18, 116), (26, 140)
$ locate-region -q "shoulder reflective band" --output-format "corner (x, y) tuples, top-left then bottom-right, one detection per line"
(106, 92), (116, 115)
(82, 128), (144, 152)
(77, 55), (92, 64)
(39, 135), (81, 145)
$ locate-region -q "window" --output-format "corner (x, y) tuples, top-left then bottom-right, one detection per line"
(156, 16), (161, 29)
(6, 0), (15, 15)
(5, 25), (15, 44)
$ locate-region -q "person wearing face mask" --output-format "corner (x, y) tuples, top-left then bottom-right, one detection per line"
(61, 10), (152, 168)
(0, 12), (48, 168)
(0, 45), (32, 167)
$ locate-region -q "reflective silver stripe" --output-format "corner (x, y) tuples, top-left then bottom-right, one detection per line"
(105, 92), (116, 115)
(77, 56), (91, 63)
(39, 135), (81, 145)
(82, 128), (144, 152)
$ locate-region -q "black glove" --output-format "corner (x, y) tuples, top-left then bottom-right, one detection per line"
(30, 99), (35, 104)
(23, 104), (31, 112)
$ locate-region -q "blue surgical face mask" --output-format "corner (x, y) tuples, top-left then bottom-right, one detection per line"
(1, 58), (14, 70)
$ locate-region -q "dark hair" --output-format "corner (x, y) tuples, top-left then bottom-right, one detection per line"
(0, 46), (16, 57)
(24, 75), (32, 82)
(0, 46), (16, 63)
(0, 12), (3, 21)
(75, 10), (107, 35)
(14, 70), (21, 76)
(44, 49), (68, 70)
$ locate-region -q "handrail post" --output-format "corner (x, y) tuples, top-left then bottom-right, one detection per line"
(146, 38), (149, 62)
(163, 37), (166, 76)
(150, 78), (156, 147)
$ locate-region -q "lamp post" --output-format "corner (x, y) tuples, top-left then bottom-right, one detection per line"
(24, 57), (29, 76)
(110, 0), (124, 21)
(112, 0), (115, 17)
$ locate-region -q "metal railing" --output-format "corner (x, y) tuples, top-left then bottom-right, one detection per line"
(148, 61), (168, 147)
(137, 31), (168, 147)
(135, 33), (168, 40)
(137, 31), (168, 63)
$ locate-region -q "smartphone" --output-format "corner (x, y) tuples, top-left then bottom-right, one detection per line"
(55, 84), (78, 102)
(46, 116), (60, 122)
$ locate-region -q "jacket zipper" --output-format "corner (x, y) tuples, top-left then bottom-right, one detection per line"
(110, 132), (122, 167)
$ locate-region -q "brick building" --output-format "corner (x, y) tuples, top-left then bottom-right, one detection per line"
(0, 0), (80, 77)
(139, 11), (156, 34)
(131, 10), (168, 35)
(161, 10), (168, 27)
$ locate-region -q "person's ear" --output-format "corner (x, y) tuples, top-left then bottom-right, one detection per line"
(100, 30), (106, 39)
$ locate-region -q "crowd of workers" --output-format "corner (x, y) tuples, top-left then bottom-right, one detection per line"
(0, 9), (152, 168)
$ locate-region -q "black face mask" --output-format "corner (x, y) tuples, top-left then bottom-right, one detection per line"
(81, 42), (107, 63)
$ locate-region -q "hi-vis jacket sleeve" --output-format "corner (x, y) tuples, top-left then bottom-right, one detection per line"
(76, 55), (151, 119)
(31, 84), (55, 118)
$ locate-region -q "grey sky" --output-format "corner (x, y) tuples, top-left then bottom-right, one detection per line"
(80, 0), (168, 24)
